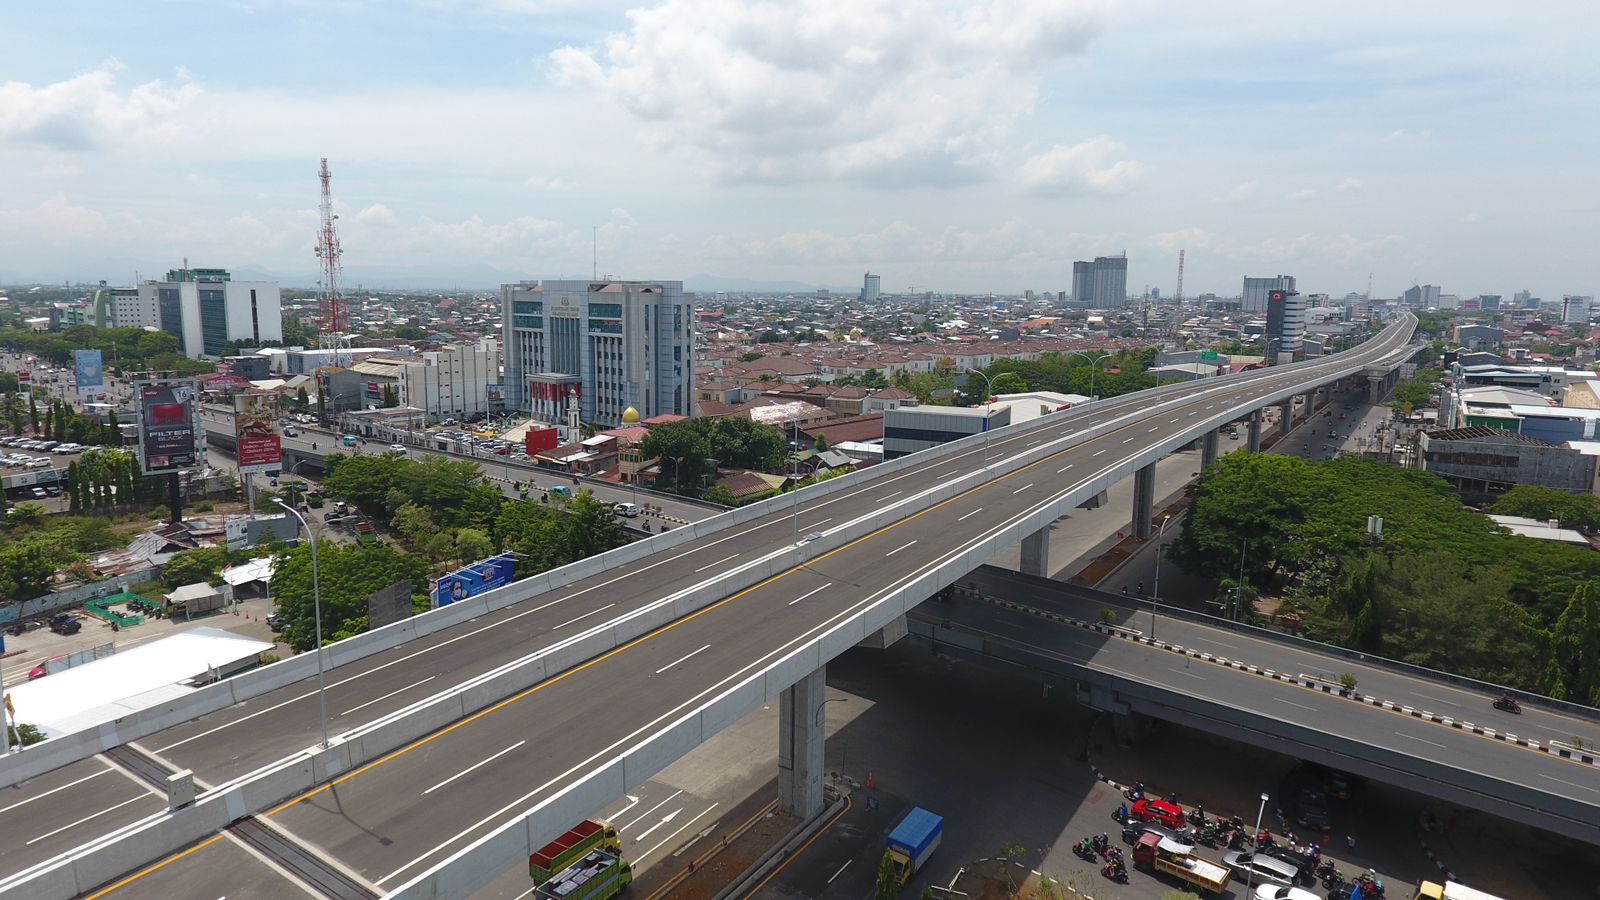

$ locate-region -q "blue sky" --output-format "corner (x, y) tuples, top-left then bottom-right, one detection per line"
(2, 0), (1595, 299)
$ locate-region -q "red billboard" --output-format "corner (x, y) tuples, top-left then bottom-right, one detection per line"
(138, 382), (198, 475)
(525, 427), (560, 455)
(235, 392), (282, 475)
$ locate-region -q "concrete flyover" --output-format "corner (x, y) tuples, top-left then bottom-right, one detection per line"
(0, 317), (1421, 899)
(909, 566), (1600, 846)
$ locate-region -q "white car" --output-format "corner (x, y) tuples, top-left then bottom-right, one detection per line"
(1254, 885), (1321, 900)
(388, 444), (407, 455)
(614, 502), (641, 518)
(26, 458), (52, 469)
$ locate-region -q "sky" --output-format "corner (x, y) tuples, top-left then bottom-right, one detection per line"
(1, 0), (1596, 298)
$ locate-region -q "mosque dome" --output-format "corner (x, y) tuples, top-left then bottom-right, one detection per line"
(621, 406), (641, 424)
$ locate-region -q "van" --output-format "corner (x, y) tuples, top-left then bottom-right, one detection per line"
(342, 435), (359, 447)
(388, 444), (407, 456)
(550, 485), (573, 499)
(614, 502), (641, 518)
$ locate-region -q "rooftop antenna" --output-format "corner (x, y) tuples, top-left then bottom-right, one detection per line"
(592, 225), (598, 282)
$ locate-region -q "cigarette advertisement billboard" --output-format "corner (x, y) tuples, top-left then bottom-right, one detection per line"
(137, 382), (198, 475)
(74, 349), (105, 402)
(234, 392), (282, 475)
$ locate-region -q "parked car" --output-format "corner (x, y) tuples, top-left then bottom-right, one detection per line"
(29, 487), (47, 498)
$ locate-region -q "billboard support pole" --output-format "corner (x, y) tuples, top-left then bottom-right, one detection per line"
(167, 472), (181, 524)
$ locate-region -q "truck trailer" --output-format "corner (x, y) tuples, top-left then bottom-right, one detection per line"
(1132, 833), (1231, 896)
(533, 848), (631, 900)
(888, 807), (943, 885)
(529, 820), (620, 884)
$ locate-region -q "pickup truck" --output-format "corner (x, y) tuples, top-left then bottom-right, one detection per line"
(1133, 832), (1231, 895)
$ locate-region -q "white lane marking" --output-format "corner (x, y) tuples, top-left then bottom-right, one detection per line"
(1028, 439), (1042, 446)
(655, 645), (712, 675)
(1540, 773), (1600, 796)
(828, 859), (853, 883)
(789, 583), (833, 606)
(341, 676), (437, 717)
(25, 795), (147, 846)
(886, 540), (918, 557)
(1167, 667), (1206, 681)
(1274, 698), (1318, 712)
(1011, 483), (1034, 494)
(553, 604), (616, 631)
(958, 508), (984, 522)
(1394, 731), (1447, 750)
(605, 795), (641, 819)
(694, 553), (740, 573)
(1093, 449), (1107, 457)
(1169, 418), (1180, 424)
(1122, 436), (1135, 443)
(0, 767), (112, 816)
(633, 807), (681, 842)
(617, 789), (683, 831)
(423, 741), (527, 795)
(802, 518), (832, 531)
(879, 491), (903, 500)
(1057, 464), (1073, 473)
(1147, 426), (1159, 432)
(632, 802), (719, 865)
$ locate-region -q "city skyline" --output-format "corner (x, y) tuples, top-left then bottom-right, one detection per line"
(1, 1), (1594, 300)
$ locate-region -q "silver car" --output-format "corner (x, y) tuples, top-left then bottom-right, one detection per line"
(1222, 851), (1300, 888)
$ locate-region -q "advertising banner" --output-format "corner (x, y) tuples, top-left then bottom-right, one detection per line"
(138, 382), (198, 475)
(74, 349), (105, 402)
(234, 392), (282, 475)
(433, 554), (516, 607)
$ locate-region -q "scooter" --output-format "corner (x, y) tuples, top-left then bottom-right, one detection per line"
(1493, 696), (1522, 714)
(1073, 838), (1097, 862)
(1100, 860), (1127, 883)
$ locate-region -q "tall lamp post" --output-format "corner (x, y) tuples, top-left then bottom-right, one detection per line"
(965, 369), (993, 455)
(1244, 791), (1270, 897)
(1067, 351), (1114, 401)
(1151, 513), (1171, 639)
(273, 498), (330, 750)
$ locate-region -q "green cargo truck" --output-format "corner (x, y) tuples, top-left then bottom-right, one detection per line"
(529, 820), (620, 884)
(534, 848), (631, 900)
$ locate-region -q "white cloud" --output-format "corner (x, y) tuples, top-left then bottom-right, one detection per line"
(354, 203), (397, 226)
(1015, 138), (1144, 196)
(1213, 181), (1257, 203)
(0, 62), (201, 150)
(1287, 188), (1317, 201)
(549, 0), (1110, 184)
(524, 175), (575, 192)
(1462, 211), (1482, 223)
(1336, 177), (1363, 194)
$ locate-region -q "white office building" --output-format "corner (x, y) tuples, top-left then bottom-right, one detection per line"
(109, 288), (157, 329)
(501, 279), (694, 426)
(1562, 295), (1593, 325)
(861, 272), (881, 302)
(398, 338), (503, 422)
(1242, 275), (1296, 313)
(135, 269), (283, 359)
(1071, 254), (1129, 307)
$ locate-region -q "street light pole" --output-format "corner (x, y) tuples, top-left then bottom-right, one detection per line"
(1236, 539), (1249, 621)
(1068, 351), (1112, 401)
(274, 498), (330, 750)
(1151, 513), (1171, 639)
(1244, 791), (1270, 897)
(965, 369), (993, 456)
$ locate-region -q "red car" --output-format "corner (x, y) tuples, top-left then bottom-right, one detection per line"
(1130, 798), (1186, 829)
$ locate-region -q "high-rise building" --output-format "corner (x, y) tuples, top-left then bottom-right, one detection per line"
(398, 338), (503, 422)
(1562, 295), (1594, 325)
(501, 279), (694, 427)
(1514, 289), (1535, 309)
(1242, 275), (1296, 313)
(1265, 289), (1306, 362)
(134, 268), (283, 358)
(860, 272), (881, 302)
(1070, 254), (1128, 307)
(1478, 294), (1501, 311)
(109, 288), (157, 329)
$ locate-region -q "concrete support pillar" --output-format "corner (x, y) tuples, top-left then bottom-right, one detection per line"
(778, 666), (826, 818)
(1247, 412), (1263, 452)
(1020, 526), (1050, 578)
(1278, 400), (1293, 435)
(1111, 711), (1153, 746)
(1131, 462), (1156, 540)
(1200, 429), (1219, 471)
(1368, 375), (1384, 405)
(858, 614), (908, 649)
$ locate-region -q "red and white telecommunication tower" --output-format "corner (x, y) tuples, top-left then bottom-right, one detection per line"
(314, 157), (348, 365)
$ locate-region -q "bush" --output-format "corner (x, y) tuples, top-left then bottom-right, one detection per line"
(6, 723), (45, 749)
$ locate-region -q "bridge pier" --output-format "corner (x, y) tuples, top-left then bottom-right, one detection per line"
(1246, 412), (1263, 452)
(778, 666), (826, 818)
(1200, 429), (1219, 471)
(1131, 463), (1155, 539)
(858, 614), (908, 649)
(1020, 527), (1050, 578)
(1278, 399), (1293, 436)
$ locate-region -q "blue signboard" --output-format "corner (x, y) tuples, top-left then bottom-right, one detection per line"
(74, 349), (105, 401)
(434, 553), (516, 607)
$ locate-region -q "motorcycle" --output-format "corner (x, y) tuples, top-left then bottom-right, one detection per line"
(1493, 696), (1522, 714)
(1318, 861), (1346, 890)
(1100, 860), (1128, 883)
(1073, 838), (1097, 862)
(1187, 806), (1207, 827)
(1113, 803), (1129, 823)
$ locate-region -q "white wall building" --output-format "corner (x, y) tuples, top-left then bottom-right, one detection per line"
(861, 272), (881, 302)
(1562, 295), (1593, 325)
(109, 288), (158, 329)
(135, 273), (283, 358)
(399, 338), (503, 422)
(1242, 275), (1296, 313)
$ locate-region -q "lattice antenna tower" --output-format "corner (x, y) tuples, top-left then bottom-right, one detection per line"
(315, 157), (348, 367)
(1170, 249), (1185, 339)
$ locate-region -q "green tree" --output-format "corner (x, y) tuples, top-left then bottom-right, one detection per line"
(988, 372), (1028, 395)
(638, 422), (713, 492)
(1492, 485), (1600, 531)
(270, 541), (432, 651)
(1545, 583), (1600, 705)
(704, 484), (738, 507)
(454, 527), (493, 563)
(0, 534), (80, 601)
(28, 392), (39, 432)
(858, 368), (889, 389)
(162, 547), (228, 588)
(813, 433), (830, 453)
(874, 851), (899, 900)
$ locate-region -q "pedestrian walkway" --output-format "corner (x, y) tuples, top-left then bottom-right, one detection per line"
(628, 785), (795, 899)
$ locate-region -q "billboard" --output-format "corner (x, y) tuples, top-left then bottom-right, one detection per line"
(74, 349), (105, 402)
(234, 392), (282, 475)
(525, 427), (559, 455)
(138, 382), (198, 475)
(433, 554), (516, 607)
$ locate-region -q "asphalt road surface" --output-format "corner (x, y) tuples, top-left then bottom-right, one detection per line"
(0, 319), (1426, 894)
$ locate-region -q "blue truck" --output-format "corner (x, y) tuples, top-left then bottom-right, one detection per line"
(888, 807), (944, 885)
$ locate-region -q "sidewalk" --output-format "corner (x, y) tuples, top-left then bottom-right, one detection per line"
(629, 782), (793, 899)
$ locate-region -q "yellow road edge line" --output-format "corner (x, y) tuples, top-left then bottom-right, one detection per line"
(643, 797), (781, 900)
(82, 834), (225, 900)
(738, 792), (853, 899)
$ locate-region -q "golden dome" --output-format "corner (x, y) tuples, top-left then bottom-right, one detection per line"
(621, 406), (641, 424)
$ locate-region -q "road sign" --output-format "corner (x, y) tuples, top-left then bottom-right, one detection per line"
(1200, 351), (1219, 362)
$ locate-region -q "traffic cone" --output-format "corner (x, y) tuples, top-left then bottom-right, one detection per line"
(867, 771), (876, 790)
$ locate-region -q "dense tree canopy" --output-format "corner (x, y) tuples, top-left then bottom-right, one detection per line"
(271, 541), (432, 651)
(1491, 485), (1600, 532)
(637, 417), (788, 492)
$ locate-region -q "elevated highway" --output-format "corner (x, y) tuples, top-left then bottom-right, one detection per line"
(0, 318), (1457, 898)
